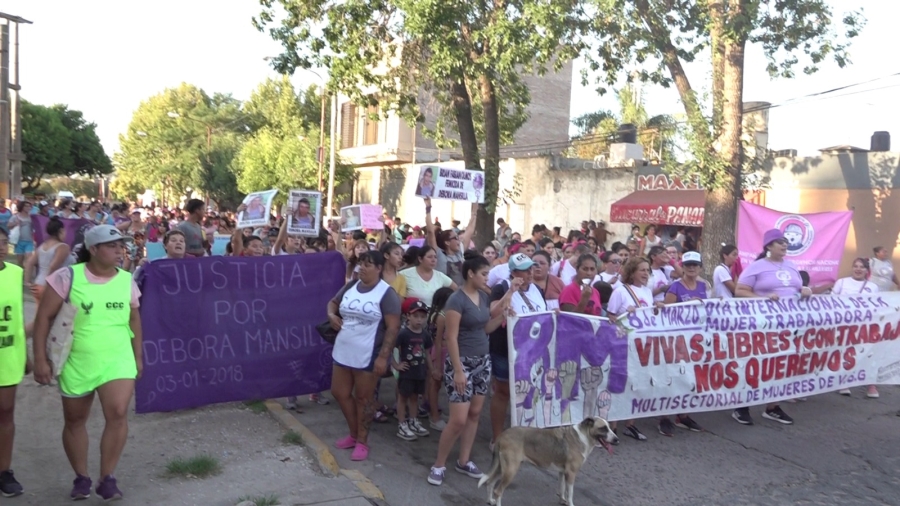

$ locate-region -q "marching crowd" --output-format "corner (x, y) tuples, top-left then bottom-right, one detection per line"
(1, 193), (899, 498)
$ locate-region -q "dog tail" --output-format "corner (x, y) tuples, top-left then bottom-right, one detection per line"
(477, 442), (501, 489)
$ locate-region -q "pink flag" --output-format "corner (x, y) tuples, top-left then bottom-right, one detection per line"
(737, 202), (852, 286)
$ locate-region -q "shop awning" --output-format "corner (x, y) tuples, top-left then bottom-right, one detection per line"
(609, 190), (705, 226)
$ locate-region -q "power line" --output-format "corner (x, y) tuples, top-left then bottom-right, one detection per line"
(494, 73), (900, 155)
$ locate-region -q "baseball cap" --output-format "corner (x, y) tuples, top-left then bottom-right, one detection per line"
(762, 229), (785, 247)
(84, 225), (133, 248)
(402, 298), (429, 315)
(682, 251), (702, 265)
(508, 252), (535, 271)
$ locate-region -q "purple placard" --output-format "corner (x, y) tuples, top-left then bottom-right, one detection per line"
(31, 215), (95, 247)
(135, 252), (346, 413)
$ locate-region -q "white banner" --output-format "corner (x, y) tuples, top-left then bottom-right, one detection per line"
(414, 165), (485, 203)
(508, 293), (900, 427)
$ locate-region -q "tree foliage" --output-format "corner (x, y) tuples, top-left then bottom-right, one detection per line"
(114, 83), (248, 207)
(582, 0), (862, 267)
(570, 86), (680, 163)
(21, 100), (111, 191)
(255, 0), (596, 244)
(235, 78), (353, 208)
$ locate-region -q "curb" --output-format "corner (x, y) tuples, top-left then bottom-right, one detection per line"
(264, 400), (387, 504)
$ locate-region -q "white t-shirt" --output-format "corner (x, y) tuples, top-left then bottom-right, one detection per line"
(607, 284), (654, 315)
(870, 258), (895, 292)
(713, 264), (734, 299)
(400, 268), (453, 306)
(551, 260), (578, 286)
(488, 263), (510, 287)
(649, 265), (675, 302)
(598, 271), (622, 291)
(832, 277), (879, 295)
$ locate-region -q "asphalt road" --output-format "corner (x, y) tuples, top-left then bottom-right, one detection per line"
(292, 380), (900, 506)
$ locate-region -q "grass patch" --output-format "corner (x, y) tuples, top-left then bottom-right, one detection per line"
(238, 494), (280, 506)
(281, 430), (303, 445)
(165, 455), (222, 478)
(243, 400), (268, 413)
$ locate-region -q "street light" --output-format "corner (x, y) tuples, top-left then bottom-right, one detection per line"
(262, 57), (329, 194)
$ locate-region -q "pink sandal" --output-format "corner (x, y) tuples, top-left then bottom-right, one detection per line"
(351, 442), (370, 461)
(334, 435), (357, 449)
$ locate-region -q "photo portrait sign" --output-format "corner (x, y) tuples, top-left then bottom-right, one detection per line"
(340, 204), (383, 232)
(287, 190), (321, 237)
(236, 189), (278, 229)
(135, 252), (347, 413)
(414, 165), (485, 203)
(508, 295), (900, 426)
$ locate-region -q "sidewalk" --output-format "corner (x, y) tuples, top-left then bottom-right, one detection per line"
(12, 296), (378, 506)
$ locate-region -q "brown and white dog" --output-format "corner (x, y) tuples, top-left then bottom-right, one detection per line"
(477, 416), (617, 506)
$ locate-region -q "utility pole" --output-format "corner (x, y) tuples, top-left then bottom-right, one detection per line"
(317, 87), (326, 192)
(327, 95), (337, 219)
(0, 12), (31, 199)
(0, 23), (9, 199)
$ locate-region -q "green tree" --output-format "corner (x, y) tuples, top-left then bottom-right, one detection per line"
(255, 0), (594, 244)
(114, 83), (247, 206)
(570, 86), (680, 163)
(585, 0), (862, 267)
(21, 101), (111, 192)
(235, 78), (353, 208)
(21, 100), (71, 191)
(51, 105), (113, 176)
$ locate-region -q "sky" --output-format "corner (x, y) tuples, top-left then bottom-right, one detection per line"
(6, 0), (899, 158)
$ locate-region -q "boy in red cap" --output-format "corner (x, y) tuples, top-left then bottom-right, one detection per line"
(395, 298), (435, 441)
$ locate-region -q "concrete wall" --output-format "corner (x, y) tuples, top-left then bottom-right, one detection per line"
(519, 157), (635, 238)
(356, 155), (636, 241)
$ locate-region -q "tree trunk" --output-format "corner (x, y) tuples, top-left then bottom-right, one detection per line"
(449, 78), (481, 172)
(700, 24), (747, 271)
(476, 73), (501, 249)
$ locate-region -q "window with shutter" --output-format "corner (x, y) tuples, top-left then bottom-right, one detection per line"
(363, 101), (379, 145)
(340, 102), (357, 148)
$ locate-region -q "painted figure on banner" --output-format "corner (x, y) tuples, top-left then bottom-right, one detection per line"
(508, 312), (627, 429)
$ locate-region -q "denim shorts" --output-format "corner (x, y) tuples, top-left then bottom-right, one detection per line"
(14, 240), (34, 254)
(490, 353), (509, 382)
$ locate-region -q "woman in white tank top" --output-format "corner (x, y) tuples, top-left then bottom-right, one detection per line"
(640, 225), (662, 255)
(24, 217), (72, 300)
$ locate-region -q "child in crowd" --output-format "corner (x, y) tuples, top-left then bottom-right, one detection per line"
(395, 298), (435, 441)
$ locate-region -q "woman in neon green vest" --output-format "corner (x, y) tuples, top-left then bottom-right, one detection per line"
(32, 225), (142, 502)
(0, 227), (28, 497)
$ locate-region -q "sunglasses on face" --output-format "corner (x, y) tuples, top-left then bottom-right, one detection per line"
(609, 259), (622, 264)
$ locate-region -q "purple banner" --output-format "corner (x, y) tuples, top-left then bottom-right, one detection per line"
(31, 214), (95, 247)
(508, 312), (628, 428)
(135, 252), (346, 413)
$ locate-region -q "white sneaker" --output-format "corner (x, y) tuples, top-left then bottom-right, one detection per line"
(397, 420), (418, 441)
(838, 389), (851, 396)
(429, 419), (447, 431)
(409, 418), (430, 437)
(286, 397), (299, 410)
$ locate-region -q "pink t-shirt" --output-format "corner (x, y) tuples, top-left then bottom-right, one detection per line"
(558, 282), (602, 316)
(47, 266), (141, 308)
(737, 259), (802, 298)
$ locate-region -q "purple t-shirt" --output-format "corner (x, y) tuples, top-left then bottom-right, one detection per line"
(737, 259), (802, 298)
(666, 279), (710, 302)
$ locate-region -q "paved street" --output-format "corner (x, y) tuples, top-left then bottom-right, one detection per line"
(291, 382), (900, 506)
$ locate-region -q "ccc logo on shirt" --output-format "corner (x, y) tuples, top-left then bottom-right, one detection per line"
(105, 302), (126, 310)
